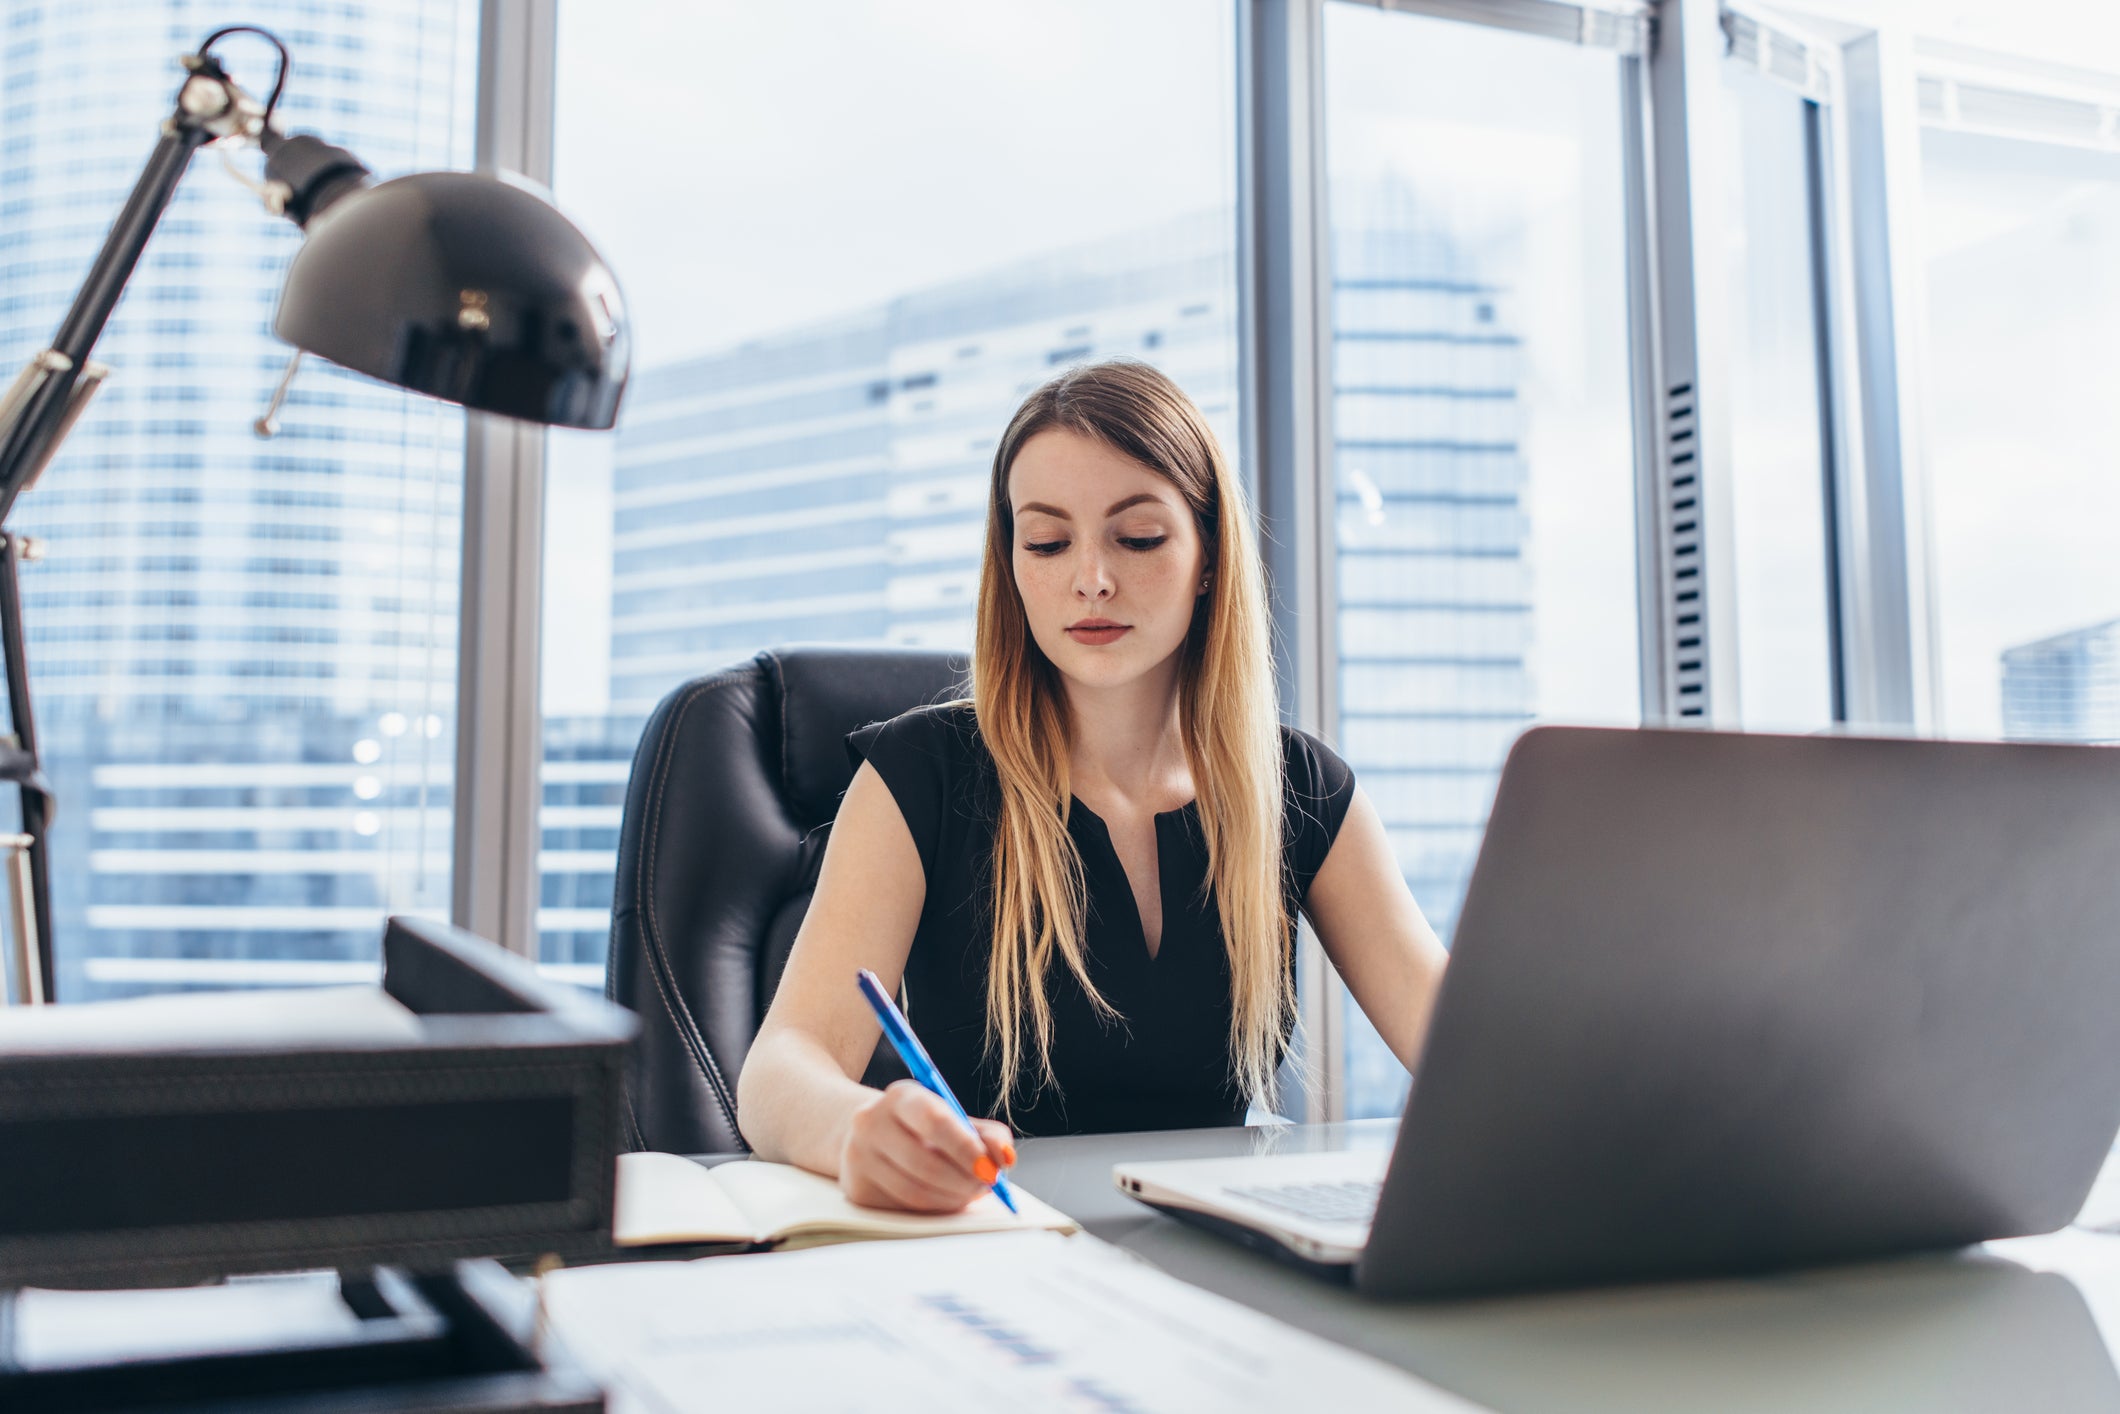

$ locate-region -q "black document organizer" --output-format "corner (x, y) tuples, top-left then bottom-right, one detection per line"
(0, 915), (638, 1411)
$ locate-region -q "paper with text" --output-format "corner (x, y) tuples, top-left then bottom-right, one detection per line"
(543, 1230), (1484, 1412)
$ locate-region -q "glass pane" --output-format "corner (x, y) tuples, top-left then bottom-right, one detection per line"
(1920, 129), (2120, 743)
(543, 1), (1241, 983)
(1723, 73), (1836, 733)
(1324, 4), (1642, 1118)
(0, 3), (477, 998)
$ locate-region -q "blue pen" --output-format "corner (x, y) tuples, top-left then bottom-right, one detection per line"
(856, 967), (1020, 1214)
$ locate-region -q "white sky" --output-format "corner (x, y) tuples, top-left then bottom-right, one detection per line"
(1919, 133), (2120, 738)
(551, 0), (1235, 368)
(541, 0), (1234, 714)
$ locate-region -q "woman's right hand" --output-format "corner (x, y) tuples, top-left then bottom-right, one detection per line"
(839, 1079), (1018, 1212)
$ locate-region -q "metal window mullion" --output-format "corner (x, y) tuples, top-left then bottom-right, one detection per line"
(1634, 0), (1743, 726)
(1806, 61), (1879, 732)
(1806, 99), (1853, 725)
(1621, 52), (1671, 722)
(1238, 0), (1341, 1121)
(1834, 28), (1939, 734)
(454, 0), (556, 958)
(1721, 1), (1838, 103)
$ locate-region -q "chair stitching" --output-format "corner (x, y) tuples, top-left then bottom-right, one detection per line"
(634, 668), (751, 1144)
(640, 670), (747, 1131)
(624, 680), (723, 1134)
(636, 694), (742, 1144)
(766, 649), (793, 816)
(622, 1092), (649, 1153)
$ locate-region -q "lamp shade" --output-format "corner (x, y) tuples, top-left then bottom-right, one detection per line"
(272, 169), (629, 429)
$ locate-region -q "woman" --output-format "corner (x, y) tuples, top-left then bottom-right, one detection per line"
(737, 359), (1447, 1212)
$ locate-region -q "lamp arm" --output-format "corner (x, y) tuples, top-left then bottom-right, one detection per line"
(0, 123), (208, 523)
(0, 49), (267, 523)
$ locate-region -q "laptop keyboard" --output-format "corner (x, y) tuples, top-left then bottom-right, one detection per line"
(1224, 1179), (1382, 1227)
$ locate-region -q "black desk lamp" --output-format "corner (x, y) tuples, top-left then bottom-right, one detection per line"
(0, 26), (629, 1003)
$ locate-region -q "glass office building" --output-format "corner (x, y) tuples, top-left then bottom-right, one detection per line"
(604, 213), (1239, 714)
(2001, 620), (2120, 746)
(0, 0), (476, 996)
(1331, 194), (1535, 1117)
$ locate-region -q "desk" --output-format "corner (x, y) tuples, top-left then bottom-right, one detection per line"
(1011, 1120), (2120, 1413)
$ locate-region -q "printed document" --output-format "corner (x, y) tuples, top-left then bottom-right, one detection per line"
(541, 1230), (1483, 1412)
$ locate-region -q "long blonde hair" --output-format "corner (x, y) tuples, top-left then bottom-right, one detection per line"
(971, 359), (1291, 1116)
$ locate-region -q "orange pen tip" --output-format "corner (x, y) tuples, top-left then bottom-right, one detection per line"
(973, 1156), (1000, 1186)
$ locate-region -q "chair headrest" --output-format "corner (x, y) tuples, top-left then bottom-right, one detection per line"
(763, 646), (970, 826)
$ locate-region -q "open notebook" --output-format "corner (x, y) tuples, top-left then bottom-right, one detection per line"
(613, 1151), (1079, 1251)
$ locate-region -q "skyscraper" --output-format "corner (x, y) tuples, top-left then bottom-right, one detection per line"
(0, 0), (476, 996)
(605, 213), (1238, 716)
(2001, 618), (2120, 745)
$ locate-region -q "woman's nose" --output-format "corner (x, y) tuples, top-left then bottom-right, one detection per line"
(1073, 545), (1115, 600)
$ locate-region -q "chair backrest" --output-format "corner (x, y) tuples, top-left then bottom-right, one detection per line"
(607, 645), (969, 1153)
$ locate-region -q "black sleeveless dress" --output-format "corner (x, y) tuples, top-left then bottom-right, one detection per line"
(843, 703), (1356, 1136)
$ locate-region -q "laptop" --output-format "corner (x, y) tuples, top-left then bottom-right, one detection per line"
(1115, 725), (2120, 1299)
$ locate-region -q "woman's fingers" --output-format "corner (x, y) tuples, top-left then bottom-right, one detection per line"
(869, 1142), (979, 1212)
(847, 1162), (957, 1213)
(843, 1114), (974, 1210)
(841, 1083), (1022, 1213)
(885, 1081), (989, 1170)
(971, 1118), (1018, 1170)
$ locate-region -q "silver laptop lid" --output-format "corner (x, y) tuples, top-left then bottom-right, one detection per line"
(1362, 726), (2120, 1299)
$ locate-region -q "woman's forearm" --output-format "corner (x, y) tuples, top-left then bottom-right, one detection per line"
(734, 1027), (879, 1175)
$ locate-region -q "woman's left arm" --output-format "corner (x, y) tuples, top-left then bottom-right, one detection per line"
(1301, 784), (1450, 1070)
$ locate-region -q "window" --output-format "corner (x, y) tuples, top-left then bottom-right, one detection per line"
(1723, 67), (1838, 733)
(0, 0), (477, 997)
(1918, 119), (2120, 744)
(540, 0), (1241, 983)
(1322, 3), (1642, 1118)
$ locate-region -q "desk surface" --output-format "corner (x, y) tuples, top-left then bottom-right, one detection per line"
(1010, 1120), (2120, 1413)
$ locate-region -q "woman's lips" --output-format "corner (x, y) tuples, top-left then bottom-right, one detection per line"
(1066, 625), (1131, 645)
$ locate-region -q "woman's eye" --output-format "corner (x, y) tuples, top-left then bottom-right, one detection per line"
(1119, 536), (1168, 552)
(1024, 540), (1068, 556)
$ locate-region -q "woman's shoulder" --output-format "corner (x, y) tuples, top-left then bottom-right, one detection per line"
(1276, 725), (1358, 885)
(841, 702), (986, 877)
(844, 699), (983, 775)
(1276, 723), (1355, 802)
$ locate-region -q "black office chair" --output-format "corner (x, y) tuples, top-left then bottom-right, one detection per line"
(606, 645), (969, 1154)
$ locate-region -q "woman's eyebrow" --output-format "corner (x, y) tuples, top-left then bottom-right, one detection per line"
(1014, 493), (1168, 521)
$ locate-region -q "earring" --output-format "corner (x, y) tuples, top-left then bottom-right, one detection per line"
(1199, 577), (1211, 591)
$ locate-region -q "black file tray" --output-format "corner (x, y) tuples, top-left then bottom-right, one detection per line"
(0, 914), (638, 1411)
(0, 1260), (603, 1413)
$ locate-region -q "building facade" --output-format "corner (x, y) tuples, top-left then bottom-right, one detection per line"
(2001, 619), (2120, 745)
(606, 213), (1239, 715)
(0, 0), (476, 996)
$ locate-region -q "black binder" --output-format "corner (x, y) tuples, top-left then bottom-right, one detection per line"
(0, 915), (638, 1411)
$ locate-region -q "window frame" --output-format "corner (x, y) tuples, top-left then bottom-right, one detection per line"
(454, 0), (2120, 1113)
(457, 0), (554, 960)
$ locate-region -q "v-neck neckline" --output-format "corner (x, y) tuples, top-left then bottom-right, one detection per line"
(1069, 797), (1198, 965)
(1069, 795), (1197, 825)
